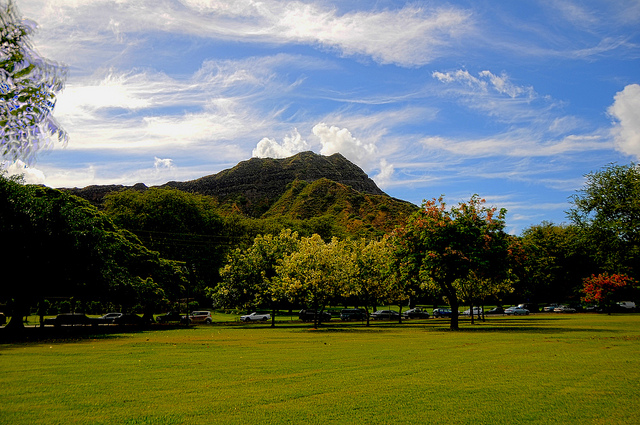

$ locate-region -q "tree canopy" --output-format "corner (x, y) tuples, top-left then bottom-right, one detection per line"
(568, 162), (640, 279)
(0, 174), (186, 329)
(393, 195), (516, 330)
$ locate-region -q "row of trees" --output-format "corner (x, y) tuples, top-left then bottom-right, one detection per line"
(1, 161), (638, 330)
(211, 195), (519, 330)
(0, 173), (188, 329)
(210, 163), (639, 330)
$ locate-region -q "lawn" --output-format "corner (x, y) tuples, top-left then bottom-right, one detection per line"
(1, 314), (639, 424)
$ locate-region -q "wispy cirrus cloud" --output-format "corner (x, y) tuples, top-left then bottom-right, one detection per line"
(23, 0), (474, 68)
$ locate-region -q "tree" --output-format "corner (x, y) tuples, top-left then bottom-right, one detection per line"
(210, 229), (299, 327)
(519, 222), (590, 304)
(340, 237), (393, 326)
(568, 163), (640, 279)
(1, 0), (67, 162)
(104, 188), (227, 300)
(581, 273), (637, 313)
(0, 173), (186, 329)
(274, 234), (344, 328)
(393, 195), (515, 330)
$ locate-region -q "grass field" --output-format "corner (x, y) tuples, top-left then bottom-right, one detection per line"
(1, 314), (639, 424)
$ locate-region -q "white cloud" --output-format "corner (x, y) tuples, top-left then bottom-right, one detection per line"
(608, 83), (640, 159)
(252, 128), (308, 158)
(313, 122), (377, 166)
(24, 0), (474, 68)
(420, 131), (607, 158)
(373, 158), (394, 189)
(433, 69), (535, 99)
(2, 160), (46, 184)
(154, 156), (174, 170)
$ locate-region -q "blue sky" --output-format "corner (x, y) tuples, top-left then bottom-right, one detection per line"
(5, 0), (640, 234)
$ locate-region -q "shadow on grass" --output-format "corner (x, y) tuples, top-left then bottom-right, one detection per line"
(0, 315), (620, 343)
(0, 323), (197, 344)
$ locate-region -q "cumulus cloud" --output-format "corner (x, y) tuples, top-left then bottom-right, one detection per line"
(313, 123), (377, 164)
(608, 84), (640, 159)
(2, 160), (46, 184)
(373, 158), (395, 189)
(252, 128), (308, 158)
(154, 156), (174, 170)
(312, 122), (396, 188)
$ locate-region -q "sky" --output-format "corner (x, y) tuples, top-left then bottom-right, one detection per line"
(4, 0), (640, 234)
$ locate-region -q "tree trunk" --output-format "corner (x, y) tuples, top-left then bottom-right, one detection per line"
(270, 306), (276, 328)
(5, 300), (29, 331)
(470, 302), (475, 325)
(448, 296), (460, 331)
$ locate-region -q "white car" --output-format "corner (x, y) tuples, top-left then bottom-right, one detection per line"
(553, 305), (576, 313)
(504, 306), (529, 315)
(462, 307), (483, 316)
(240, 312), (271, 322)
(188, 311), (212, 324)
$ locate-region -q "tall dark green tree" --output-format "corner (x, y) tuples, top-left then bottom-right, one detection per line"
(103, 188), (226, 300)
(519, 222), (592, 304)
(0, 174), (186, 329)
(568, 163), (640, 280)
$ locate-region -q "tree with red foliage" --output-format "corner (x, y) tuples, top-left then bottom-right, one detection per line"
(393, 195), (516, 330)
(581, 273), (637, 313)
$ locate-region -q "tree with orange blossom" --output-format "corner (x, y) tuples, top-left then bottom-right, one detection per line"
(581, 273), (637, 313)
(392, 195), (517, 330)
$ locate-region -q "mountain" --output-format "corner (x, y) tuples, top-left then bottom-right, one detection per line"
(63, 151), (417, 234)
(161, 151), (387, 216)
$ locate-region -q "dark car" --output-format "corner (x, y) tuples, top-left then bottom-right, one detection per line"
(156, 311), (186, 324)
(370, 310), (400, 320)
(403, 308), (430, 319)
(486, 306), (504, 315)
(298, 310), (332, 322)
(432, 308), (454, 318)
(44, 313), (98, 327)
(113, 313), (147, 325)
(340, 308), (368, 321)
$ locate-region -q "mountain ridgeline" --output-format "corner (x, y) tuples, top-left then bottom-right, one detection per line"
(64, 152), (417, 236)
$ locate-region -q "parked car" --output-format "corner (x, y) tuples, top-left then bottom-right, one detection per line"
(0, 312), (6, 326)
(402, 308), (430, 319)
(504, 306), (530, 315)
(518, 303), (539, 313)
(553, 305), (576, 313)
(156, 311), (186, 324)
(113, 313), (146, 325)
(187, 311), (213, 324)
(298, 310), (331, 322)
(370, 310), (400, 320)
(543, 304), (560, 312)
(340, 308), (368, 321)
(432, 308), (454, 318)
(97, 312), (123, 324)
(240, 312), (271, 322)
(616, 301), (636, 310)
(486, 306), (504, 315)
(44, 313), (98, 327)
(462, 307), (483, 316)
